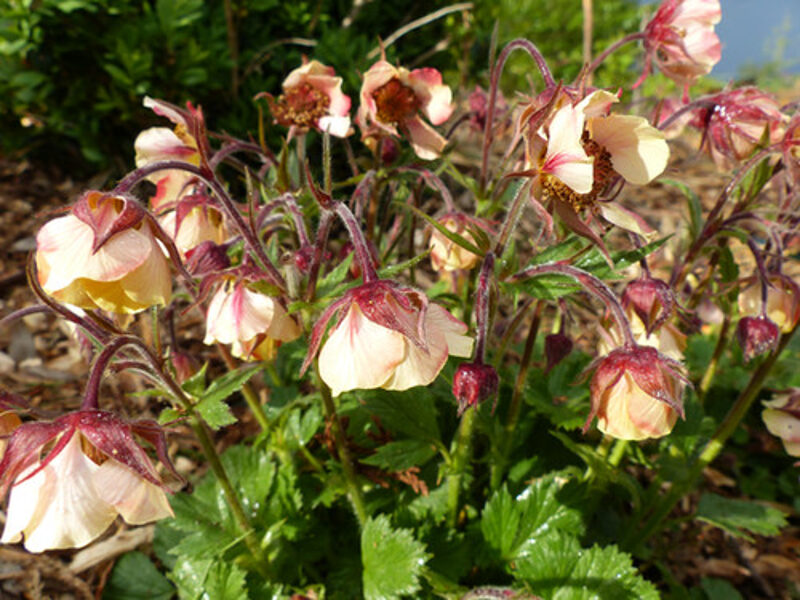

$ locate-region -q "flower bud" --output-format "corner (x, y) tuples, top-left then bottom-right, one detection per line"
(586, 345), (685, 440)
(184, 240), (231, 276)
(622, 277), (674, 335)
(452, 363), (499, 416)
(544, 333), (573, 373)
(429, 214), (481, 273)
(737, 315), (780, 362)
(762, 389), (800, 457)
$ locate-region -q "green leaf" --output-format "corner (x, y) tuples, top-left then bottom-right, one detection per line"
(398, 201), (484, 257)
(514, 534), (659, 600)
(169, 555), (212, 600)
(361, 439), (437, 471)
(195, 394), (237, 429)
(717, 245), (739, 283)
(362, 389), (441, 442)
(661, 178), (702, 240)
(362, 515), (428, 600)
(204, 561), (248, 600)
(481, 475), (584, 562)
(181, 362), (208, 398)
(701, 577), (744, 600)
(103, 552), (174, 600)
(696, 493), (787, 541)
(315, 253), (354, 299)
(378, 249), (433, 279)
(201, 363), (261, 405)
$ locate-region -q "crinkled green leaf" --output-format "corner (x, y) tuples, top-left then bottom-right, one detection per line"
(481, 474), (583, 562)
(362, 514), (428, 600)
(103, 551), (174, 600)
(201, 363), (261, 405)
(363, 389), (441, 442)
(361, 439), (437, 471)
(195, 395), (237, 429)
(203, 561), (248, 600)
(696, 493), (787, 541)
(514, 533), (658, 600)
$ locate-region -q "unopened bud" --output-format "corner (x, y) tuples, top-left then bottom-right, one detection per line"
(170, 350), (198, 384)
(452, 363), (499, 416)
(737, 315), (780, 362)
(622, 277), (674, 335)
(294, 245), (316, 274)
(544, 333), (573, 373)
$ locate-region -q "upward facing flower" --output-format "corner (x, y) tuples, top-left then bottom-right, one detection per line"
(35, 191), (171, 314)
(0, 411), (175, 553)
(643, 0), (722, 91)
(303, 280), (473, 397)
(357, 60), (454, 159)
(264, 59), (351, 138)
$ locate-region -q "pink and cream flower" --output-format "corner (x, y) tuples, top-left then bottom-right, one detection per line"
(357, 61), (454, 160)
(762, 389), (800, 457)
(585, 345), (686, 441)
(263, 59), (351, 138)
(158, 192), (228, 258)
(525, 90), (668, 244)
(35, 191), (171, 314)
(0, 411), (175, 553)
(642, 0), (722, 91)
(302, 280), (473, 397)
(429, 213), (484, 273)
(738, 274), (800, 334)
(204, 279), (301, 361)
(135, 97), (206, 213)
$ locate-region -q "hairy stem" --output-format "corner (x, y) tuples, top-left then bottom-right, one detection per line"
(446, 405), (478, 528)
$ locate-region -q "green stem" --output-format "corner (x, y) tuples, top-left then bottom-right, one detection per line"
(698, 314), (731, 401)
(607, 439), (629, 467)
(624, 326), (797, 552)
(490, 302), (542, 490)
(318, 376), (367, 527)
(216, 343), (272, 432)
(446, 406), (478, 528)
(190, 417), (268, 572)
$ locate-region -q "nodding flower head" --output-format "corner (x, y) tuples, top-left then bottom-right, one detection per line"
(691, 87), (785, 169)
(762, 389), (800, 458)
(262, 59), (351, 138)
(642, 0), (722, 91)
(452, 362), (499, 416)
(357, 61), (454, 160)
(303, 280), (473, 397)
(158, 192), (228, 258)
(737, 315), (780, 362)
(35, 191), (172, 314)
(738, 274), (800, 334)
(203, 277), (301, 362)
(585, 345), (686, 441)
(0, 411), (176, 553)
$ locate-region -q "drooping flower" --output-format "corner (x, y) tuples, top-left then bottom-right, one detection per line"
(303, 280), (473, 397)
(262, 59), (351, 138)
(585, 345), (686, 441)
(357, 61), (454, 159)
(737, 315), (780, 362)
(204, 279), (301, 361)
(135, 96), (206, 213)
(452, 362), (499, 416)
(35, 191), (172, 314)
(762, 389), (800, 457)
(738, 274), (800, 334)
(642, 0), (722, 91)
(429, 213), (484, 273)
(158, 193), (228, 258)
(599, 304), (686, 363)
(0, 411), (175, 553)
(690, 87), (785, 169)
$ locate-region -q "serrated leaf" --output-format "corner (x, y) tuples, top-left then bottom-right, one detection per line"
(362, 515), (428, 600)
(182, 362), (208, 398)
(201, 363), (262, 405)
(316, 253), (355, 299)
(158, 407), (182, 425)
(361, 439), (437, 471)
(285, 404), (323, 448)
(204, 561), (248, 600)
(514, 534), (659, 600)
(363, 389), (441, 441)
(696, 493), (787, 541)
(103, 552), (174, 600)
(169, 555), (212, 600)
(195, 396), (237, 429)
(481, 475), (584, 562)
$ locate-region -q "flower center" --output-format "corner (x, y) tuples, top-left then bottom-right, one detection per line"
(541, 137), (616, 212)
(271, 83), (331, 129)
(372, 78), (420, 125)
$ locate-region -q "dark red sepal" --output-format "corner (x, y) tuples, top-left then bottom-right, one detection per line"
(0, 420), (68, 498)
(72, 191), (147, 254)
(622, 276), (675, 335)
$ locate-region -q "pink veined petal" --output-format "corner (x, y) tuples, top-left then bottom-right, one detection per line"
(426, 304), (473, 358)
(543, 104), (594, 193)
(408, 68), (454, 125)
(282, 59), (334, 88)
(318, 115), (352, 138)
(598, 201), (656, 241)
(1, 433), (117, 553)
(576, 90), (619, 119)
(672, 0), (721, 25)
(762, 408), (800, 443)
(93, 460), (173, 525)
(318, 303), (406, 397)
(404, 115), (448, 160)
(304, 73), (352, 117)
(381, 319), (449, 392)
(205, 285), (277, 346)
(590, 114), (669, 185)
(143, 96), (188, 128)
(134, 127), (196, 167)
(682, 24), (721, 70)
